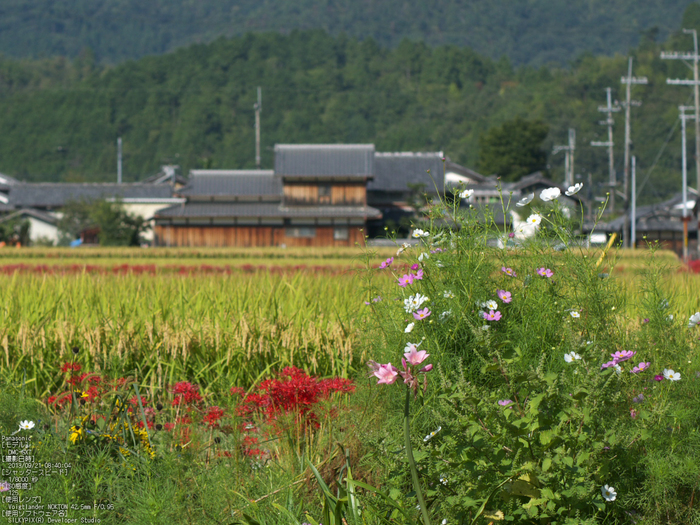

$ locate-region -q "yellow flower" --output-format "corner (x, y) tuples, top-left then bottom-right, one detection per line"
(69, 426), (84, 444)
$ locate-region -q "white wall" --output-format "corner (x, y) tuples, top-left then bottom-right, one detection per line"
(28, 217), (59, 245)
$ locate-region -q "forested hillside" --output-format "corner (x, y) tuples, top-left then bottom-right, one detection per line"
(3, 10), (700, 204)
(0, 0), (695, 66)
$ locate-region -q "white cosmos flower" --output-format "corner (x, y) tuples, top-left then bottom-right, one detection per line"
(459, 189), (474, 199)
(663, 368), (681, 381)
(440, 310), (452, 320)
(570, 311), (581, 318)
(565, 183), (583, 196)
(601, 485), (617, 502)
(516, 193), (534, 207)
(18, 420), (35, 431)
(397, 242), (411, 255)
(564, 352), (581, 363)
(526, 214), (542, 226)
(484, 300), (498, 310)
(418, 252), (430, 262)
(689, 312), (700, 327)
(443, 290), (455, 299)
(423, 426), (442, 442)
(404, 293), (429, 313)
(540, 187), (561, 202)
(412, 229), (429, 239)
(405, 322), (415, 333)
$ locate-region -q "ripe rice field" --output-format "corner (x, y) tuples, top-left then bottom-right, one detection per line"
(1, 246), (698, 401)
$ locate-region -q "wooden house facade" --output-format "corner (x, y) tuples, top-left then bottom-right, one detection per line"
(153, 146), (381, 247)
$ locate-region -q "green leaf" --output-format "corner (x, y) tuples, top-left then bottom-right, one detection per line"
(541, 457), (552, 473)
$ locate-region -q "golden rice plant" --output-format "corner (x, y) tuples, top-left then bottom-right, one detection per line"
(0, 271), (368, 398)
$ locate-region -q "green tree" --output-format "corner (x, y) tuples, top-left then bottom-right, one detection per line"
(477, 117), (549, 182)
(57, 199), (146, 246)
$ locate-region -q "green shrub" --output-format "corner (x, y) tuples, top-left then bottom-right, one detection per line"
(361, 189), (700, 524)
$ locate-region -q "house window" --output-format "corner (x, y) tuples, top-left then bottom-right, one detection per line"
(333, 226), (349, 240)
(318, 183), (332, 204)
(286, 226), (316, 238)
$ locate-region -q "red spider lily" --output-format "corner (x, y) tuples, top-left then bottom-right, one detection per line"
(202, 406), (225, 428)
(172, 382), (203, 406)
(60, 362), (82, 373)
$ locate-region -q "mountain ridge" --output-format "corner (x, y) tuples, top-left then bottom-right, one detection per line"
(0, 0), (695, 66)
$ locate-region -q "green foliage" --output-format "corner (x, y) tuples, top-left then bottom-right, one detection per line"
(0, 217), (30, 245)
(57, 199), (145, 246)
(478, 117), (549, 181)
(0, 0), (693, 67)
(0, 23), (698, 205)
(361, 194), (700, 523)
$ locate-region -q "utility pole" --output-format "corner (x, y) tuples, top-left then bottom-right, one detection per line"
(591, 87), (621, 214)
(254, 87), (262, 169)
(680, 105), (695, 262)
(117, 137), (122, 185)
(553, 128), (576, 186)
(620, 57), (647, 247)
(662, 29), (700, 259)
(662, 29), (700, 192)
(631, 156), (636, 249)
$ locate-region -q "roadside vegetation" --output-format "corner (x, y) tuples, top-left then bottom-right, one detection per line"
(1, 195), (700, 523)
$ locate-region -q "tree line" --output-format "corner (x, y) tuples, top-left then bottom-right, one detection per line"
(2, 5), (700, 205)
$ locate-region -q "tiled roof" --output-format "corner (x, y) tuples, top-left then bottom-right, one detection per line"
(370, 152), (445, 193)
(274, 144), (374, 177)
(180, 171), (280, 198)
(154, 202), (381, 220)
(8, 183), (173, 208)
(0, 208), (58, 225)
(606, 193), (696, 231)
(444, 160), (489, 183)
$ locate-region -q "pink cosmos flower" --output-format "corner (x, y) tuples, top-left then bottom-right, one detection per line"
(501, 267), (516, 277)
(601, 360), (616, 370)
(413, 308), (431, 320)
(631, 361), (650, 374)
(654, 374), (664, 381)
(410, 263), (420, 270)
(398, 274), (414, 287)
(537, 267), (554, 278)
(414, 269), (424, 280)
(497, 290), (512, 303)
(611, 350), (636, 363)
(498, 399), (514, 407)
(379, 257), (394, 269)
(374, 363), (399, 385)
(404, 343), (429, 365)
(482, 310), (502, 321)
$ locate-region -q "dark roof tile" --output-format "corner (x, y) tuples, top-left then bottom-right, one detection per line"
(154, 202), (381, 220)
(8, 183), (173, 208)
(274, 144), (374, 177)
(370, 153), (445, 193)
(180, 171), (280, 198)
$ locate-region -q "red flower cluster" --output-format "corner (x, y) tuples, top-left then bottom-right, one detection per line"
(172, 382), (203, 406)
(202, 406), (225, 428)
(233, 366), (355, 421)
(60, 362), (82, 373)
